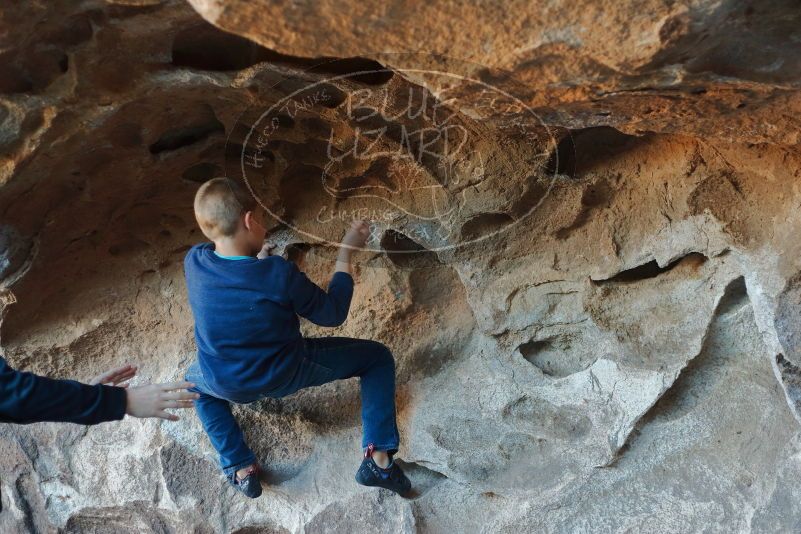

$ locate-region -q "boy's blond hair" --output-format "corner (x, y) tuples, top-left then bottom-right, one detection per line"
(193, 177), (257, 240)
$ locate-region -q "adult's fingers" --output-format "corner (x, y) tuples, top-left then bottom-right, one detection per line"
(159, 381), (196, 391)
(157, 410), (180, 422)
(161, 391), (200, 401)
(108, 364), (136, 377)
(111, 369), (137, 384)
(101, 364), (136, 382)
(96, 364), (137, 384)
(161, 399), (195, 409)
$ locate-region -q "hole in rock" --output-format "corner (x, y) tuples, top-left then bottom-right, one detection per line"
(172, 21), (393, 85)
(545, 131), (576, 177)
(518, 335), (594, 378)
(545, 126), (639, 178)
(230, 528), (287, 534)
(256, 52), (393, 86)
(172, 23), (277, 71)
(381, 230), (439, 269)
(460, 212), (515, 241)
(149, 117), (224, 155)
(394, 460), (448, 499)
(717, 276), (748, 316)
(305, 56), (394, 85)
(57, 54), (69, 73)
(593, 252), (707, 285)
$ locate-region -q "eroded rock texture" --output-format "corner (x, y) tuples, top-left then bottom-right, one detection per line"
(1, 0), (801, 532)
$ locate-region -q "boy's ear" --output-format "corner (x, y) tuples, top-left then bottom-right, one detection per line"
(243, 210), (256, 231)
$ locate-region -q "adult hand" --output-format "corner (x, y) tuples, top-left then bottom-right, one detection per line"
(89, 363), (137, 388)
(125, 381), (199, 421)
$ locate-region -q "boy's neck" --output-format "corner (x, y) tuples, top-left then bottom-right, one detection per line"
(213, 238), (254, 258)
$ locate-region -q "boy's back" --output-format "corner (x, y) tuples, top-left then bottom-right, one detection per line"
(184, 242), (353, 401)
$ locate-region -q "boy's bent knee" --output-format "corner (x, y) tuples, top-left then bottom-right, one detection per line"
(372, 342), (395, 368)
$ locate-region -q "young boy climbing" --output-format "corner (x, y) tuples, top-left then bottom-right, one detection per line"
(183, 177), (411, 499)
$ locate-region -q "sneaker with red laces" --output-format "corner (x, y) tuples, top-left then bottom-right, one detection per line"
(228, 464), (262, 498)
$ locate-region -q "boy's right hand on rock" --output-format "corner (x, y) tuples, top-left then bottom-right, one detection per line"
(125, 381), (199, 421)
(341, 220), (370, 250)
(257, 240), (277, 259)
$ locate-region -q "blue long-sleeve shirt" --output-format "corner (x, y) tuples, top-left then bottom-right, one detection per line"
(183, 242), (354, 399)
(0, 356), (127, 424)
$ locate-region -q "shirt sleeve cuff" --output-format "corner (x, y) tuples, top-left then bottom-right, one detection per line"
(332, 271), (354, 283)
(101, 385), (128, 421)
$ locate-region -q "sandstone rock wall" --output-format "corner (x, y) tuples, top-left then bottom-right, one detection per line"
(1, 1), (801, 532)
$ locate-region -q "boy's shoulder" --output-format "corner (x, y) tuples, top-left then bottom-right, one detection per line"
(183, 243), (293, 277)
(184, 242), (212, 264)
(187, 241), (212, 253)
(259, 254), (296, 279)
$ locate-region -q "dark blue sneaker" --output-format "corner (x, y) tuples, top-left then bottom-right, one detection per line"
(355, 444), (412, 496)
(227, 464), (262, 498)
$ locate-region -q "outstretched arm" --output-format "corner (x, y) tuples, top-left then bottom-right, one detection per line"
(0, 358), (199, 425)
(0, 356), (128, 425)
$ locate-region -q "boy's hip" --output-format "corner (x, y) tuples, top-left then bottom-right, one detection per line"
(184, 351), (304, 404)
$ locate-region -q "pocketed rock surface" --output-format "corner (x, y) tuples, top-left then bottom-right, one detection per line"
(1, 1), (801, 532)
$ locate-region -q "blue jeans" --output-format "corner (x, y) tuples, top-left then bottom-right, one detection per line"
(184, 337), (400, 478)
